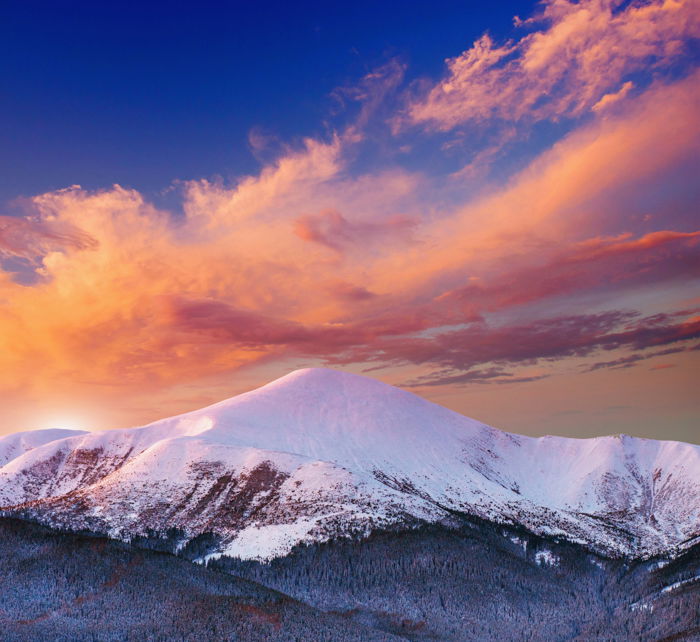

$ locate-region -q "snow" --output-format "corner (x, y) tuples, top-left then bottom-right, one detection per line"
(629, 574), (700, 612)
(509, 535), (528, 552)
(223, 518), (328, 561)
(659, 574), (700, 594)
(535, 550), (560, 567)
(0, 367), (698, 560)
(0, 428), (88, 467)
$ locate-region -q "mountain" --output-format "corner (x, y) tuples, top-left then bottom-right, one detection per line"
(1, 368), (698, 561)
(0, 428), (88, 467)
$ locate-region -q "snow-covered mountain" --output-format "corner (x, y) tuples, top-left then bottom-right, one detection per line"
(1, 368), (698, 560)
(0, 428), (88, 467)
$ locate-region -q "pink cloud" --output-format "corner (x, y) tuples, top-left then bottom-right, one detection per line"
(435, 230), (700, 315)
(592, 81), (635, 113)
(325, 280), (377, 301)
(586, 346), (690, 372)
(294, 209), (415, 251)
(0, 215), (97, 263)
(164, 297), (311, 347)
(404, 0), (699, 131)
(394, 311), (700, 387)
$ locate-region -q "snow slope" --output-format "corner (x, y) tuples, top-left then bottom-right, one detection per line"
(1, 369), (698, 560)
(0, 429), (88, 467)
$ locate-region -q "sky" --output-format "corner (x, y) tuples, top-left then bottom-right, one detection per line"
(0, 0), (698, 443)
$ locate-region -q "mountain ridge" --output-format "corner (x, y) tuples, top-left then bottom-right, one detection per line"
(1, 368), (698, 561)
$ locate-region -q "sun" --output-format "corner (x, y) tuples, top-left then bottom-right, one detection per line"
(40, 416), (87, 432)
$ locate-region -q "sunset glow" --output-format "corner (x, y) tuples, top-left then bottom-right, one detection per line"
(1, 0), (698, 442)
(38, 418), (87, 432)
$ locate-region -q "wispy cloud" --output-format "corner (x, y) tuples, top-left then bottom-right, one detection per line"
(0, 214), (97, 263)
(355, 310), (700, 387)
(404, 0), (699, 131)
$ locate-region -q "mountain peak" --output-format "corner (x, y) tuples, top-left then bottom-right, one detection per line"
(1, 368), (698, 560)
(259, 367), (402, 395)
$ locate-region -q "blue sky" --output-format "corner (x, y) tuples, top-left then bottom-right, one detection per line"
(1, 1), (533, 204)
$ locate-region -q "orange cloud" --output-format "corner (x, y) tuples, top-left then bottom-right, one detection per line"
(375, 71), (700, 299)
(592, 81), (635, 113)
(404, 0), (699, 130)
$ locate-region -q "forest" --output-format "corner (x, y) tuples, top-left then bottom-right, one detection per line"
(1, 515), (698, 641)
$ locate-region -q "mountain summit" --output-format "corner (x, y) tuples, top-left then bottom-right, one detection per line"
(1, 368), (698, 560)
